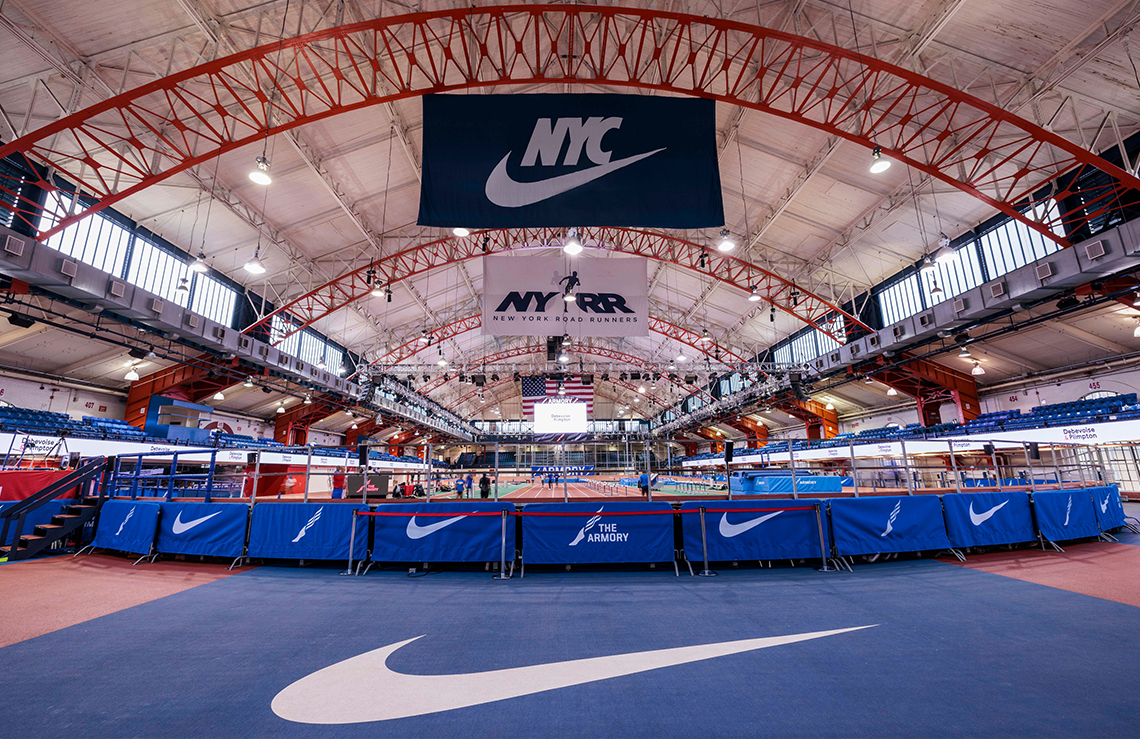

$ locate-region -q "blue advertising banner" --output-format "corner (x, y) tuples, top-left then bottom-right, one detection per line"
(1089, 485), (1126, 531)
(247, 503), (369, 561)
(521, 502), (674, 565)
(370, 501), (515, 563)
(155, 502), (248, 558)
(1032, 490), (1100, 542)
(941, 492), (1036, 548)
(829, 496), (951, 556)
(418, 94), (723, 228)
(93, 500), (160, 555)
(679, 500), (828, 562)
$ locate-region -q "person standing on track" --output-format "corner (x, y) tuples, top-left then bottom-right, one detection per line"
(639, 470), (650, 497)
(331, 468), (346, 499)
(466, 472), (474, 497)
(455, 476), (465, 499)
(479, 472), (491, 499)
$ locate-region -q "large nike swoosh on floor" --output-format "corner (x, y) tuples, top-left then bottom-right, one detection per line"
(969, 501), (1008, 526)
(484, 148), (665, 208)
(271, 625), (877, 724)
(718, 511), (781, 538)
(405, 515), (466, 540)
(171, 510), (222, 535)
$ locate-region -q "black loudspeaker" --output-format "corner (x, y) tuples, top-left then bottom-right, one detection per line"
(983, 443), (995, 456)
(684, 374), (697, 384)
(630, 372), (642, 381)
(1028, 442), (1041, 460)
(472, 374), (486, 387)
(788, 372), (808, 401)
(247, 453), (258, 465)
(724, 440), (734, 463)
(580, 373), (593, 385)
(358, 444), (369, 466)
(546, 337), (559, 361)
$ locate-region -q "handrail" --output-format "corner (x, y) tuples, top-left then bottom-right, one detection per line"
(0, 457), (107, 552)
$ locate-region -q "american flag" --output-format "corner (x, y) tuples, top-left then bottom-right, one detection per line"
(521, 375), (594, 416)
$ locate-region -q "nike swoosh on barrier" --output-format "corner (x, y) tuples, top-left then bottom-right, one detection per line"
(271, 626), (877, 724)
(405, 515), (466, 540)
(968, 501), (1008, 526)
(718, 511), (781, 538)
(484, 148), (665, 208)
(171, 510), (222, 535)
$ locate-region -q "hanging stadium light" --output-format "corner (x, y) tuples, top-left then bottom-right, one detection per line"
(717, 228), (735, 252)
(124, 367), (140, 382)
(303, 395), (312, 405)
(971, 361), (985, 376)
(249, 155), (272, 185)
(190, 251), (209, 273)
(958, 347), (972, 358)
(213, 391), (225, 401)
(748, 286), (762, 301)
(558, 384), (566, 395)
(558, 351), (570, 363)
(244, 246), (266, 274)
(317, 355), (327, 370)
(886, 387), (898, 396)
(351, 422), (358, 430)
(175, 276), (190, 293)
(276, 405), (286, 414)
(825, 401), (835, 410)
(562, 227), (583, 255)
(371, 282), (385, 297)
(698, 328), (711, 342)
(865, 376), (874, 384)
(676, 352), (687, 361)
(869, 145), (891, 174)
(452, 227), (470, 238)
(564, 287), (576, 302)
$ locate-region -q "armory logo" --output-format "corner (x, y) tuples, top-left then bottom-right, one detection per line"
(569, 507), (629, 546)
(485, 117), (664, 208)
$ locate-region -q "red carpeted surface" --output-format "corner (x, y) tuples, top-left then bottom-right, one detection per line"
(946, 540), (1140, 608)
(0, 553), (252, 648)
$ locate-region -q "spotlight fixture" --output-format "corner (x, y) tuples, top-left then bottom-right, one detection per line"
(491, 373), (500, 382)
(190, 251), (209, 273)
(303, 395), (312, 404)
(482, 235), (490, 253)
(934, 235), (957, 264)
(698, 328), (711, 342)
(717, 228), (735, 252)
(919, 254), (936, 274)
(249, 155), (271, 185)
(176, 276), (190, 293)
(276, 405), (286, 414)
(770, 306), (776, 322)
(213, 391), (225, 401)
(371, 282), (385, 297)
(869, 145), (891, 173)
(748, 286), (761, 302)
(971, 361), (985, 376)
(243, 377), (254, 388)
(437, 355), (448, 367)
(243, 246), (266, 274)
(886, 387), (898, 396)
(958, 347), (972, 359)
(124, 367), (140, 382)
(562, 227), (583, 255)
(452, 227), (470, 237)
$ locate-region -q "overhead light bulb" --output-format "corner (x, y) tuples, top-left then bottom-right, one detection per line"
(452, 227), (470, 237)
(351, 422), (358, 429)
(558, 385), (566, 395)
(175, 276), (190, 293)
(564, 288), (576, 302)
(676, 352), (687, 362)
(304, 395), (312, 404)
(886, 387), (898, 396)
(639, 386), (646, 393)
(930, 281), (943, 296)
(717, 228), (735, 252)
(698, 328), (711, 342)
(919, 254), (936, 274)
(213, 391), (225, 401)
(865, 376), (874, 384)
(371, 283), (385, 297)
(124, 367), (140, 382)
(243, 377), (254, 387)
(870, 145), (891, 174)
(190, 251), (208, 273)
(748, 286), (761, 301)
(825, 401), (834, 410)
(276, 405), (285, 414)
(562, 228), (583, 255)
(244, 247), (266, 274)
(958, 347), (972, 358)
(249, 155), (271, 185)
(317, 356), (326, 370)
(558, 351), (569, 363)
(971, 361), (985, 376)
(437, 356), (448, 366)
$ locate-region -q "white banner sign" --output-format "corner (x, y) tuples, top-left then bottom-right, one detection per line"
(482, 255), (648, 337)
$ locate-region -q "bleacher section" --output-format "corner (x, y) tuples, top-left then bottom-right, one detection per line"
(674, 395), (1140, 464)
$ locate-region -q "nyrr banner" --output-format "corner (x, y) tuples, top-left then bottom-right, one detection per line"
(482, 255), (648, 337)
(417, 94), (723, 228)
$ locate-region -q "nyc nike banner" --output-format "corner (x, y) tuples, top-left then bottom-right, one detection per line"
(521, 502), (674, 565)
(247, 503), (369, 561)
(370, 501), (515, 563)
(679, 500), (828, 562)
(1089, 485), (1126, 531)
(483, 255), (648, 337)
(941, 492), (1036, 548)
(1031, 490), (1100, 542)
(418, 93), (723, 228)
(155, 502), (248, 558)
(829, 496), (951, 556)
(92, 499), (160, 555)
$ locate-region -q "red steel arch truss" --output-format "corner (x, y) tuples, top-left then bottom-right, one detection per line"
(0, 5), (1137, 249)
(252, 227), (864, 346)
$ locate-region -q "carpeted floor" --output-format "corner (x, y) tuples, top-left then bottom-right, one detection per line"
(0, 541), (1137, 739)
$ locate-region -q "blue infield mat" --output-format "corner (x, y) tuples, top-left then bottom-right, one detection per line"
(0, 557), (1138, 738)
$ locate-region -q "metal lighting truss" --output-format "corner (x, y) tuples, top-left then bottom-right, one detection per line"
(653, 376), (784, 436)
(0, 5), (1137, 254)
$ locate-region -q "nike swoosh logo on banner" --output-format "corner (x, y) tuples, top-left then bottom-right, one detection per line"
(718, 511), (781, 538)
(171, 510), (222, 535)
(484, 149), (665, 208)
(271, 626), (877, 724)
(406, 515), (466, 540)
(968, 501), (1008, 526)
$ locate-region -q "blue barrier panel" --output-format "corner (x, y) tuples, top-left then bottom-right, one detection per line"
(0, 499), (75, 547)
(1089, 485), (1126, 531)
(522, 502), (674, 565)
(93, 500), (160, 554)
(370, 501), (515, 562)
(941, 492), (1035, 548)
(678, 499), (827, 561)
(829, 496), (951, 556)
(156, 502), (248, 557)
(247, 502), (369, 560)
(728, 475), (851, 494)
(1031, 490), (1100, 542)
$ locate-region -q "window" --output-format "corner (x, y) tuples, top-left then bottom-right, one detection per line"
(1081, 390), (1117, 400)
(979, 200), (1064, 281)
(878, 274), (923, 326)
(270, 315), (301, 358)
(127, 236), (190, 307)
(190, 274), (237, 327)
(919, 243), (984, 306)
(39, 191), (130, 276)
(0, 159), (31, 231)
